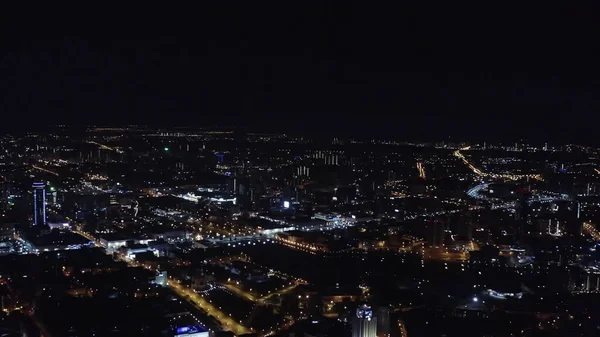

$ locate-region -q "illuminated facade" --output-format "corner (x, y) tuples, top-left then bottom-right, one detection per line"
(155, 270), (168, 287)
(174, 325), (208, 337)
(352, 305), (377, 337)
(32, 182), (47, 226)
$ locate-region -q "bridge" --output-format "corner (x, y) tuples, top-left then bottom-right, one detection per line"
(467, 183), (489, 200)
(467, 182), (570, 208)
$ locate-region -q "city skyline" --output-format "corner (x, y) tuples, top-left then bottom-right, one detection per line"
(1, 4), (600, 336)
(0, 122), (599, 336)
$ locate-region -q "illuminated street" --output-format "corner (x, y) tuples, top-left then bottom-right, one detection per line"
(224, 280), (302, 303)
(86, 140), (124, 153)
(583, 222), (600, 241)
(260, 283), (300, 302)
(67, 227), (252, 335)
(29, 164), (60, 176)
(454, 147), (542, 181)
(422, 247), (469, 262)
(169, 279), (252, 336)
(416, 161), (426, 179)
(223, 283), (257, 302)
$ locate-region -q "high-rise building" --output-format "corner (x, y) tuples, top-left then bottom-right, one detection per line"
(109, 194), (118, 205)
(352, 305), (377, 337)
(32, 182), (47, 226)
(313, 151), (340, 166)
(107, 194), (119, 220)
(295, 165), (311, 178)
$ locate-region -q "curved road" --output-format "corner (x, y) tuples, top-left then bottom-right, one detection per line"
(454, 147), (542, 181)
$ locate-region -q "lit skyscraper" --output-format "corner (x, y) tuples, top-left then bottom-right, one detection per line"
(352, 305), (377, 337)
(32, 182), (47, 226)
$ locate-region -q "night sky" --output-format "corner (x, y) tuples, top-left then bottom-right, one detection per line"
(2, 4), (600, 142)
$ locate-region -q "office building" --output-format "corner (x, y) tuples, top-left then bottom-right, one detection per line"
(32, 182), (47, 226)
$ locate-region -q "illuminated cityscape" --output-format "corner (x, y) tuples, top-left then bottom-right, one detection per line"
(0, 128), (598, 336)
(2, 5), (600, 337)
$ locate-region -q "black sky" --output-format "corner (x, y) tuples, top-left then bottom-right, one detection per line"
(2, 4), (600, 142)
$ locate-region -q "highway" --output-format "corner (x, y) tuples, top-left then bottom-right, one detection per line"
(73, 229), (99, 245)
(86, 140), (124, 153)
(454, 147), (542, 181)
(583, 222), (600, 241)
(29, 164), (59, 176)
(467, 182), (570, 207)
(401, 206), (483, 221)
(417, 162), (426, 179)
(169, 280), (252, 336)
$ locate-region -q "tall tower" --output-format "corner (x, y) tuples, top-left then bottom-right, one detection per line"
(32, 182), (47, 226)
(352, 305), (377, 337)
(107, 194), (119, 220)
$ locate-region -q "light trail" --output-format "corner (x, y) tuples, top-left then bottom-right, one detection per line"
(595, 168), (600, 175)
(583, 222), (600, 241)
(398, 317), (408, 337)
(416, 162), (426, 179)
(74, 229), (99, 244)
(454, 147), (542, 181)
(86, 140), (124, 153)
(467, 183), (569, 208)
(30, 164), (59, 176)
